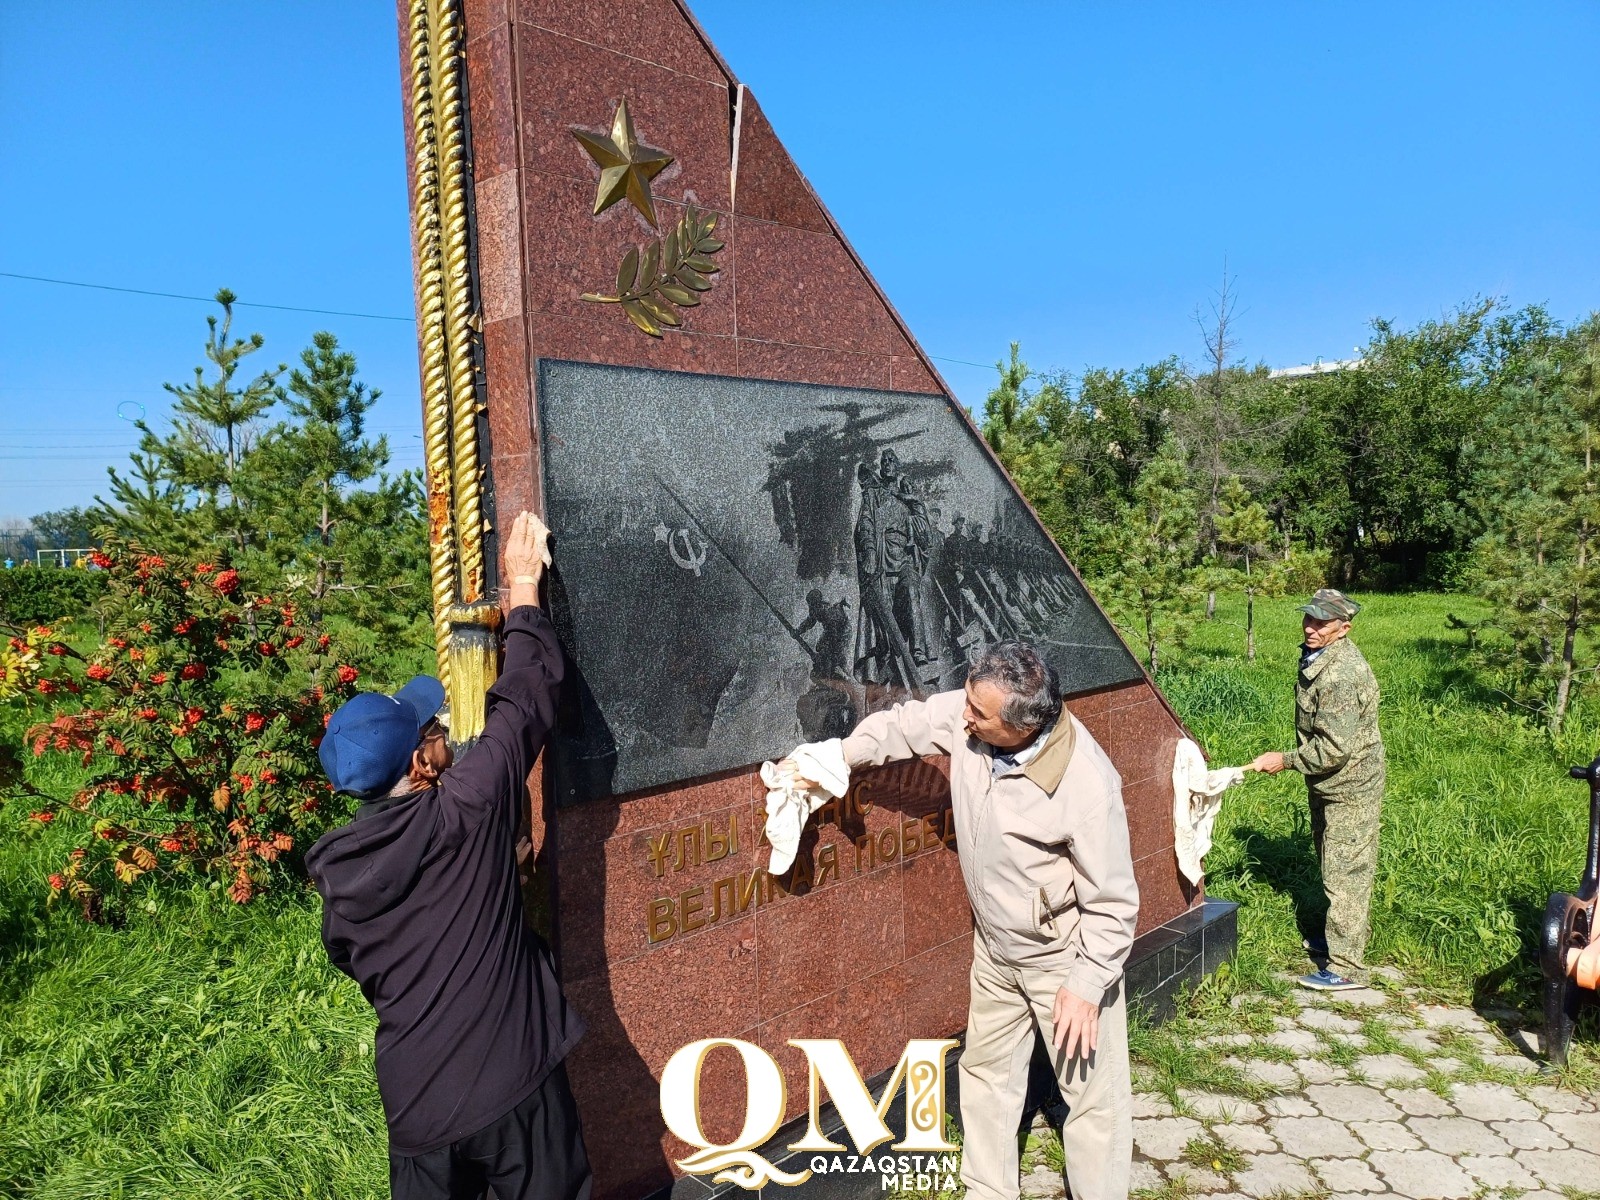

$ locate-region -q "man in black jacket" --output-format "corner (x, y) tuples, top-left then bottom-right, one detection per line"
(306, 511), (589, 1200)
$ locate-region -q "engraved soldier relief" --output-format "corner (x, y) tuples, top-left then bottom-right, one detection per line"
(538, 360), (1141, 799)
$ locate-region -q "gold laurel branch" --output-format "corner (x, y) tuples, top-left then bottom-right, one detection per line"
(581, 205), (724, 337)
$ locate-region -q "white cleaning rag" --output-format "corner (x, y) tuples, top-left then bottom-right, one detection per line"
(760, 739), (850, 875)
(1171, 738), (1245, 885)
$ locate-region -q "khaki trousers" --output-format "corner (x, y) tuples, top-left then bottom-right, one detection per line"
(959, 932), (1132, 1200)
(1309, 779), (1383, 980)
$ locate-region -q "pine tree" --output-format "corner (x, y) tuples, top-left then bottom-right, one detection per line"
(982, 342), (1031, 460)
(1100, 440), (1204, 675)
(1467, 320), (1600, 733)
(94, 296), (429, 638)
(99, 289), (283, 558)
(252, 332), (428, 630)
(1211, 476), (1287, 660)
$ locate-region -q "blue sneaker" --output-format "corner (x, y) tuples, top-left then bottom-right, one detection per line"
(1299, 968), (1362, 992)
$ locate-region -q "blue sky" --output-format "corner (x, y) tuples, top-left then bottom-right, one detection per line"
(4, 2), (1597, 520)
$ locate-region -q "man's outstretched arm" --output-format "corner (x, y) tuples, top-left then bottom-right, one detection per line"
(839, 689), (964, 769)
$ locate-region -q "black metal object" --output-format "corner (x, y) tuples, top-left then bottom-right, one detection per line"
(1540, 754), (1600, 1068)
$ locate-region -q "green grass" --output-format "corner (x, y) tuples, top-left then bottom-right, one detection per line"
(0, 625), (412, 1200)
(1180, 1133), (1243, 1176)
(1167, 592), (1599, 1007)
(4, 593), (1600, 1196)
(1130, 590), (1600, 1102)
(0, 882), (386, 1198)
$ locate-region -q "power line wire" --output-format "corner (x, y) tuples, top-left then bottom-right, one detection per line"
(2, 270), (998, 369)
(0, 271), (413, 323)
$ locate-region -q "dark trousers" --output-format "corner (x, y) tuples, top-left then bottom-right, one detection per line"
(390, 1064), (592, 1200)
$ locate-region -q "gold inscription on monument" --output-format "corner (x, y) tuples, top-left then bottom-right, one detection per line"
(642, 802), (958, 945)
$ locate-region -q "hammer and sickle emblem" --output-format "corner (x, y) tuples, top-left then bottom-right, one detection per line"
(653, 522), (708, 577)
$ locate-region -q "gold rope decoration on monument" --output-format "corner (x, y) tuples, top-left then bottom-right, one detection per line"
(407, 0), (455, 687)
(433, 0), (484, 604)
(407, 0), (500, 744)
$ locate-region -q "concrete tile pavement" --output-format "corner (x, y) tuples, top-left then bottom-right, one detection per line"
(1012, 986), (1597, 1200)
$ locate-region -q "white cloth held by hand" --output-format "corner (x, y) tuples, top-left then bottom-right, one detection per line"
(1171, 737), (1245, 885)
(760, 739), (850, 875)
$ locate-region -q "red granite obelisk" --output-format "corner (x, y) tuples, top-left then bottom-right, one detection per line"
(400, 2), (1198, 1192)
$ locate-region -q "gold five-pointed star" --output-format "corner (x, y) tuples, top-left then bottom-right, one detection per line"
(570, 97), (674, 228)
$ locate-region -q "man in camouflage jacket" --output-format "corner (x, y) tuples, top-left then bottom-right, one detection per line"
(1250, 589), (1385, 990)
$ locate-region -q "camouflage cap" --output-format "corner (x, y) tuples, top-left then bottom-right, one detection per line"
(1299, 588), (1360, 621)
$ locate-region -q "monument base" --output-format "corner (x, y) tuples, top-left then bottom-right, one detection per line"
(1124, 898), (1240, 1023)
(651, 901), (1240, 1200)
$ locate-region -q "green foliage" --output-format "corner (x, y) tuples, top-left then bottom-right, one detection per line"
(249, 332), (428, 633)
(95, 295), (430, 641)
(0, 879), (387, 1199)
(1462, 317), (1600, 732)
(1098, 441), (1204, 674)
(1210, 477), (1292, 659)
(980, 341), (1030, 460)
(1, 592), (1596, 1196)
(981, 343), (1184, 576)
(100, 289), (285, 560)
(1172, 274), (1285, 584)
(1269, 300), (1560, 580)
(1212, 477), (1275, 571)
(1276, 547), (1334, 595)
(986, 300), (1580, 593)
(7, 540), (362, 919)
(1167, 591), (1600, 1011)
(1181, 1134), (1244, 1176)
(28, 506), (99, 551)
(0, 566), (108, 627)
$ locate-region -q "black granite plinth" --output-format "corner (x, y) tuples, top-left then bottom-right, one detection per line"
(1125, 899), (1240, 1023)
(649, 901), (1239, 1200)
(538, 359), (1144, 802)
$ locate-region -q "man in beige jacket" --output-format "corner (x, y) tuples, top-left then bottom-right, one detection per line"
(834, 641), (1138, 1200)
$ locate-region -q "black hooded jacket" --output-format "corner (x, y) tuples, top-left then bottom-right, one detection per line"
(305, 606), (584, 1156)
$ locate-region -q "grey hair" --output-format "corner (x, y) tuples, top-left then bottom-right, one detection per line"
(968, 641), (1061, 730)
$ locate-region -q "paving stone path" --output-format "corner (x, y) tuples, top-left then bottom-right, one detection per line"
(1016, 984), (1598, 1200)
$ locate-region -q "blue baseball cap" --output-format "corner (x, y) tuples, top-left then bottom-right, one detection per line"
(319, 676), (446, 798)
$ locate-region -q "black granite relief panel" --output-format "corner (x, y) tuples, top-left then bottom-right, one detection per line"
(537, 359), (1145, 800)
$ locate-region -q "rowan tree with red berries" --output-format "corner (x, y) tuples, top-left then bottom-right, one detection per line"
(6, 537), (367, 919)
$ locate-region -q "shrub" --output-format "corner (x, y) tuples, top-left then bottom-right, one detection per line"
(0, 564), (108, 626)
(6, 541), (363, 919)
(0, 622), (63, 703)
(1276, 547), (1333, 595)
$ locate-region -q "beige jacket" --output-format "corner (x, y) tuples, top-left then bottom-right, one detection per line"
(842, 689), (1139, 1006)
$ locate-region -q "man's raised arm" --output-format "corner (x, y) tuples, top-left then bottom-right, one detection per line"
(435, 512), (563, 839)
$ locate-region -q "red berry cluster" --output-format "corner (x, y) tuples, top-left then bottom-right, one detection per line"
(9, 537), (370, 918)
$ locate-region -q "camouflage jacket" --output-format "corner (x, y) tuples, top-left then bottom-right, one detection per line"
(1284, 636), (1385, 793)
